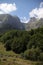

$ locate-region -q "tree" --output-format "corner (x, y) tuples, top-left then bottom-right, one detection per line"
(11, 37), (26, 53)
(24, 47), (41, 61)
(4, 40), (13, 51)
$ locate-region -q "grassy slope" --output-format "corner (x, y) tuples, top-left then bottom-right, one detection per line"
(0, 42), (43, 65)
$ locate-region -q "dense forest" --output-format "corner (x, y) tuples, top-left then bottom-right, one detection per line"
(0, 27), (43, 61)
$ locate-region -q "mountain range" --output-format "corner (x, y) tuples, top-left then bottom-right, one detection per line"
(0, 14), (43, 32)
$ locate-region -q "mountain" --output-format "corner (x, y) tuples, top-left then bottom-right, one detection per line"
(0, 14), (43, 32)
(0, 14), (25, 32)
(25, 17), (43, 30)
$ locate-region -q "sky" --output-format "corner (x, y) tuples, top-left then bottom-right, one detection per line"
(0, 0), (43, 23)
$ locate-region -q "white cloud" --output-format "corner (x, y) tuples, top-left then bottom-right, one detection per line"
(40, 2), (43, 8)
(29, 2), (43, 19)
(21, 17), (29, 23)
(0, 3), (17, 14)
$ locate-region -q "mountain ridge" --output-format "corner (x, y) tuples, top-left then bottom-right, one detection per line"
(0, 14), (43, 32)
(0, 14), (25, 32)
(25, 17), (43, 30)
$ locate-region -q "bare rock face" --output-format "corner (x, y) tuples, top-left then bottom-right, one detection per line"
(25, 17), (43, 30)
(0, 14), (43, 32)
(0, 14), (25, 32)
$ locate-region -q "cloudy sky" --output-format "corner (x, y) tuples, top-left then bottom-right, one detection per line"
(0, 0), (43, 23)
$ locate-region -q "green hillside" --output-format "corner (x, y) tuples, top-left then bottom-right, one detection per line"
(0, 27), (43, 65)
(0, 42), (43, 65)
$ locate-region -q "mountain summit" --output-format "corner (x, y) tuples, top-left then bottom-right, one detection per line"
(0, 14), (24, 32)
(25, 17), (43, 30)
(0, 14), (43, 32)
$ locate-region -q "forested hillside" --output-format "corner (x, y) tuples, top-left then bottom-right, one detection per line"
(0, 27), (43, 61)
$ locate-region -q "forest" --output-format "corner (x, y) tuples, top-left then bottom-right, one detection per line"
(0, 27), (43, 61)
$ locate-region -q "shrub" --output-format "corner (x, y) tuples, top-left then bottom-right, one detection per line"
(24, 47), (41, 61)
